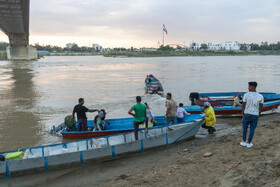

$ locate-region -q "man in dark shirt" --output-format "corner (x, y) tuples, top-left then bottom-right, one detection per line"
(72, 98), (99, 131)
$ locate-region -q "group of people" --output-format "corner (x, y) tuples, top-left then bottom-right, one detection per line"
(128, 92), (216, 140)
(72, 81), (264, 148)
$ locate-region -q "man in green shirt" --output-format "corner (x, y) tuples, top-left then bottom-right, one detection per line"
(128, 96), (148, 140)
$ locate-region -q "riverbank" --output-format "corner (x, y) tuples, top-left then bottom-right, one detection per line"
(49, 50), (280, 58)
(100, 114), (280, 187)
(1, 50), (280, 60)
(2, 114), (279, 187)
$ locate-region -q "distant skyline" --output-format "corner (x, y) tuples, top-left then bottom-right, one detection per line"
(0, 0), (280, 48)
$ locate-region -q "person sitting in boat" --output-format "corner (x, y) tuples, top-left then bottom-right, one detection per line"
(233, 93), (243, 107)
(201, 102), (216, 134)
(176, 103), (190, 123)
(93, 109), (108, 131)
(72, 98), (99, 131)
(128, 96), (148, 140)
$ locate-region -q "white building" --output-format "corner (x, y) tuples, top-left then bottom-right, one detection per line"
(66, 43), (77, 49)
(92, 44), (103, 51)
(140, 48), (157, 52)
(189, 41), (245, 51)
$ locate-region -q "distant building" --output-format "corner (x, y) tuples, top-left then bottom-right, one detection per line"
(92, 44), (103, 51)
(140, 48), (157, 52)
(189, 41), (248, 51)
(66, 43), (77, 49)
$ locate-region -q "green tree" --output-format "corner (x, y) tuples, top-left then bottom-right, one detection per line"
(157, 45), (174, 51)
(240, 44), (248, 51)
(200, 44), (208, 50)
(70, 44), (81, 52)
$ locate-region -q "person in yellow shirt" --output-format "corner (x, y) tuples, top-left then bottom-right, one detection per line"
(202, 102), (216, 134)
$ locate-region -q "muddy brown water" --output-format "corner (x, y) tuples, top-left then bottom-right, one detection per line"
(0, 56), (279, 184)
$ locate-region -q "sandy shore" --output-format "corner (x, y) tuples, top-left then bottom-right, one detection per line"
(99, 115), (280, 187)
(1, 114), (279, 187)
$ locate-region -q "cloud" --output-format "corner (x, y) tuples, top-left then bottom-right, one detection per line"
(2, 0), (280, 47)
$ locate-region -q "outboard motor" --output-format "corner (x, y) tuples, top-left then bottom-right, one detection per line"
(189, 92), (199, 105)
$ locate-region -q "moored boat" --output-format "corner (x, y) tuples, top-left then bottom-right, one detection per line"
(189, 92), (280, 106)
(0, 115), (204, 178)
(184, 100), (280, 117)
(60, 114), (204, 139)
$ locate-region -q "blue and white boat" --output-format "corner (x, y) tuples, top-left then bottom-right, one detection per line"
(0, 114), (204, 178)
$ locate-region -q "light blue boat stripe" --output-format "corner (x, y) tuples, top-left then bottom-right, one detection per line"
(141, 140), (144, 153)
(5, 161), (10, 178)
(165, 133), (168, 147)
(123, 134), (126, 143)
(80, 151), (84, 165)
(44, 157), (49, 172)
(112, 146), (115, 159)
(171, 120), (204, 145)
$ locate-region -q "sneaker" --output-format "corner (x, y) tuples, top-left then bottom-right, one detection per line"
(240, 141), (247, 147)
(247, 143), (253, 148)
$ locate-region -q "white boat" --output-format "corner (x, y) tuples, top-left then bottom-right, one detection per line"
(0, 114), (204, 178)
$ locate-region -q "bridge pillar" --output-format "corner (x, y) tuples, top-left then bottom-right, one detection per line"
(7, 45), (37, 60)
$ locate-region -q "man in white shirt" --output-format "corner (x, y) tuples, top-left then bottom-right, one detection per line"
(240, 82), (264, 148)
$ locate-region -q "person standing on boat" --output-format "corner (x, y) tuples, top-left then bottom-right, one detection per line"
(240, 82), (263, 148)
(201, 102), (216, 134)
(165, 93), (177, 125)
(72, 98), (99, 131)
(128, 96), (148, 140)
(233, 93), (243, 107)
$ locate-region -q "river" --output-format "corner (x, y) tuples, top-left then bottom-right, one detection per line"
(0, 55), (280, 152)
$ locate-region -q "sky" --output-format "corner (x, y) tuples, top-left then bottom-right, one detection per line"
(0, 0), (280, 48)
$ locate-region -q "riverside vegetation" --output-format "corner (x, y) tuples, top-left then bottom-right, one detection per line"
(0, 42), (280, 60)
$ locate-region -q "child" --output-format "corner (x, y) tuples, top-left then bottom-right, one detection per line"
(140, 103), (157, 128)
(176, 103), (190, 123)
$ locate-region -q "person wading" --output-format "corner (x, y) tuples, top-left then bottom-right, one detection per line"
(240, 81), (264, 148)
(72, 98), (99, 131)
(128, 96), (148, 140)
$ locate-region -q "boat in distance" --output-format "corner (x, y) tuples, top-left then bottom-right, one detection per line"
(0, 115), (204, 178)
(145, 74), (164, 96)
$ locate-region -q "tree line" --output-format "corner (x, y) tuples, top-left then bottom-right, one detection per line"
(0, 41), (280, 52)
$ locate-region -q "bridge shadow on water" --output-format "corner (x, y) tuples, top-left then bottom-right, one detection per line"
(0, 60), (42, 152)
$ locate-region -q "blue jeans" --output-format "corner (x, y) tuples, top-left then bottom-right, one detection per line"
(166, 116), (176, 125)
(78, 119), (88, 131)
(177, 117), (184, 123)
(242, 114), (259, 143)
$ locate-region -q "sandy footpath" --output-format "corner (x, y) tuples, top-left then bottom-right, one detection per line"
(1, 114), (279, 187)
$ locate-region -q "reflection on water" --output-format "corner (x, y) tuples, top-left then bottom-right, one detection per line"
(0, 61), (42, 151)
(0, 56), (280, 151)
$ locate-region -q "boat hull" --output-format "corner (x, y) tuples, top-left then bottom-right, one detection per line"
(0, 118), (204, 178)
(185, 100), (280, 117)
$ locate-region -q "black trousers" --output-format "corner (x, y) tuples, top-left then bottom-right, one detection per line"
(202, 123), (216, 133)
(133, 118), (148, 140)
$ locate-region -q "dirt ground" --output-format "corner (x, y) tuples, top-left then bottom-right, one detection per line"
(98, 116), (280, 187)
(1, 114), (279, 187)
